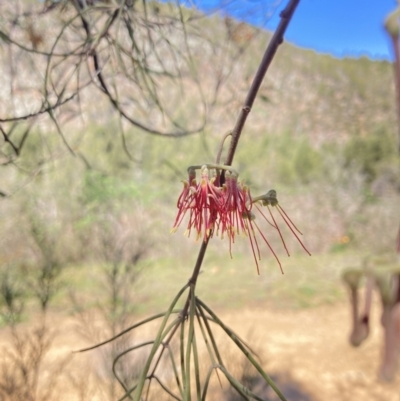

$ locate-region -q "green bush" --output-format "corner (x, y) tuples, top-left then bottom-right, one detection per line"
(274, 132), (322, 185)
(344, 126), (396, 183)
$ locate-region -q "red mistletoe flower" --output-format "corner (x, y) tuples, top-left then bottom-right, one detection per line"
(171, 167), (197, 233)
(241, 209), (284, 275)
(172, 165), (223, 241)
(172, 165), (310, 274)
(252, 190), (311, 258)
(219, 171), (249, 241)
(191, 166), (223, 240)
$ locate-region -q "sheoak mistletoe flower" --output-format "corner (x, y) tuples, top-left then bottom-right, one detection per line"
(219, 171), (249, 240)
(172, 165), (223, 241)
(172, 165), (310, 274)
(190, 165), (222, 240)
(252, 189), (311, 257)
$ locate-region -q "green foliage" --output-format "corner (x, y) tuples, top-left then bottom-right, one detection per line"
(274, 133), (323, 185)
(80, 170), (141, 210)
(0, 266), (26, 326)
(0, 13), (399, 323)
(344, 126), (396, 183)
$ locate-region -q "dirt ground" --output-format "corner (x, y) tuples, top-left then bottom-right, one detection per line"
(220, 302), (400, 401)
(2, 300), (400, 401)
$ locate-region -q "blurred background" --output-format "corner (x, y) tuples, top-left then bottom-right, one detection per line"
(0, 0), (399, 400)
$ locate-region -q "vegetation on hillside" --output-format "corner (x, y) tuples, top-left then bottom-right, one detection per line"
(1, 0), (400, 399)
(1, 0), (399, 322)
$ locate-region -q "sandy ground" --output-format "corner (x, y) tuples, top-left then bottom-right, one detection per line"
(220, 302), (400, 401)
(1, 301), (399, 401)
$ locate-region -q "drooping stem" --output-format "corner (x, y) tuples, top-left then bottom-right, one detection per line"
(216, 131), (232, 164)
(186, 0), (302, 294)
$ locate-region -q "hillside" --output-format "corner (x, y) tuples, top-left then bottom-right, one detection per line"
(0, 7), (399, 258)
(0, 4), (400, 400)
(201, 19), (395, 141)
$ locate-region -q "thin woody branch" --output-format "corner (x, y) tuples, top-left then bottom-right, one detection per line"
(76, 3), (206, 138)
(188, 0), (302, 289)
(0, 125), (18, 155)
(224, 0), (301, 167)
(70, 2), (302, 399)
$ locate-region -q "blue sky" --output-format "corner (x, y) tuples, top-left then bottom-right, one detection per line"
(188, 0), (397, 60)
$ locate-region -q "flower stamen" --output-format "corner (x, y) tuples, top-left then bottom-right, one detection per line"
(172, 166), (310, 274)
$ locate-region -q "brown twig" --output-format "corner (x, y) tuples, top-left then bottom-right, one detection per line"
(187, 0), (301, 292)
(224, 0), (301, 167)
(0, 91), (80, 123)
(91, 2), (301, 398)
(0, 125), (18, 155)
(215, 130), (232, 164)
(77, 4), (206, 138)
(141, 0), (302, 377)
